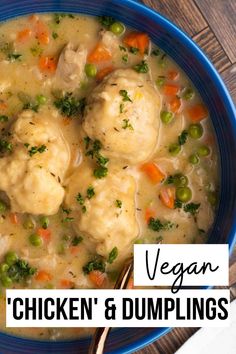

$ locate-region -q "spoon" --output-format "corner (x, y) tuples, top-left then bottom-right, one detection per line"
(88, 257), (133, 354)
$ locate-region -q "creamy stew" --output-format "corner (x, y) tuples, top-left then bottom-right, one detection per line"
(0, 13), (218, 339)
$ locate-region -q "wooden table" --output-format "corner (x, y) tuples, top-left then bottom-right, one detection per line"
(137, 1), (236, 353)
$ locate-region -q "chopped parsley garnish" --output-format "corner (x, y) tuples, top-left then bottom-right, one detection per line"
(178, 130), (188, 145)
(54, 93), (86, 117)
(98, 16), (116, 29)
(148, 217), (174, 232)
(83, 258), (106, 274)
(133, 60), (149, 73)
(52, 31), (58, 39)
(120, 103), (124, 114)
(165, 175), (174, 184)
(30, 45), (43, 57)
(84, 136), (91, 149)
(76, 193), (84, 205)
(119, 45), (127, 52)
(85, 139), (102, 158)
(0, 139), (13, 153)
(7, 259), (36, 283)
(122, 54), (128, 63)
(23, 101), (39, 112)
(0, 115), (9, 123)
(122, 119), (133, 130)
(152, 48), (160, 56)
(71, 236), (83, 246)
(115, 199), (122, 208)
(183, 202), (200, 215)
(62, 207), (72, 215)
(54, 13), (75, 24)
(119, 89), (132, 102)
(174, 199), (183, 209)
(27, 144), (47, 157)
(82, 206), (87, 213)
(129, 47), (139, 54)
(96, 154), (109, 166)
(87, 186), (95, 199)
(7, 53), (22, 62)
(85, 138), (109, 179)
(62, 216), (74, 223)
(94, 166), (108, 179)
(107, 247), (118, 264)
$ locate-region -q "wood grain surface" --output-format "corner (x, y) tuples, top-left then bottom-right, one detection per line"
(136, 1), (236, 353)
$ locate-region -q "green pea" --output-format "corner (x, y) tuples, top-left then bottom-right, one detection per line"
(23, 217), (35, 230)
(85, 63), (97, 78)
(208, 192), (217, 206)
(0, 200), (7, 213)
(110, 22), (125, 35)
(0, 263), (9, 273)
(188, 123), (203, 139)
(189, 154), (199, 165)
(182, 88), (195, 100)
(197, 145), (210, 157)
(176, 187), (192, 203)
(169, 143), (181, 156)
(1, 274), (12, 287)
(173, 174), (188, 187)
(29, 234), (42, 247)
(160, 110), (173, 124)
(40, 216), (49, 229)
(36, 94), (47, 105)
(5, 252), (18, 266)
(156, 77), (165, 87)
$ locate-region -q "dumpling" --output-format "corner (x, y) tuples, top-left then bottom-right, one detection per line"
(0, 109), (70, 215)
(82, 69), (161, 164)
(54, 42), (87, 91)
(65, 165), (139, 257)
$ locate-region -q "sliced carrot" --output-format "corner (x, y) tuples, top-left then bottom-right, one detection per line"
(38, 56), (57, 73)
(127, 277), (134, 289)
(167, 70), (179, 81)
(169, 96), (181, 113)
(17, 28), (32, 42)
(89, 270), (106, 288)
(145, 208), (156, 223)
(69, 246), (80, 256)
(87, 43), (111, 63)
(9, 213), (19, 225)
(60, 279), (74, 289)
(123, 32), (149, 55)
(96, 66), (114, 81)
(186, 103), (208, 122)
(159, 186), (176, 209)
(163, 84), (180, 96)
(140, 163), (165, 184)
(35, 270), (52, 282)
(37, 228), (51, 243)
(34, 19), (50, 45)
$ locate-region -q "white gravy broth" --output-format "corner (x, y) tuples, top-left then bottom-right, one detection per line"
(0, 13), (218, 339)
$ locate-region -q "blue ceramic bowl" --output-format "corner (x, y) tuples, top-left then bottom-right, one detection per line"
(0, 0), (236, 353)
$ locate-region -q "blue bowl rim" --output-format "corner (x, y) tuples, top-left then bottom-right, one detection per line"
(0, 0), (235, 353)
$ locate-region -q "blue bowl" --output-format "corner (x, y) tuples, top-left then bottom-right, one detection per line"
(0, 0), (236, 353)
